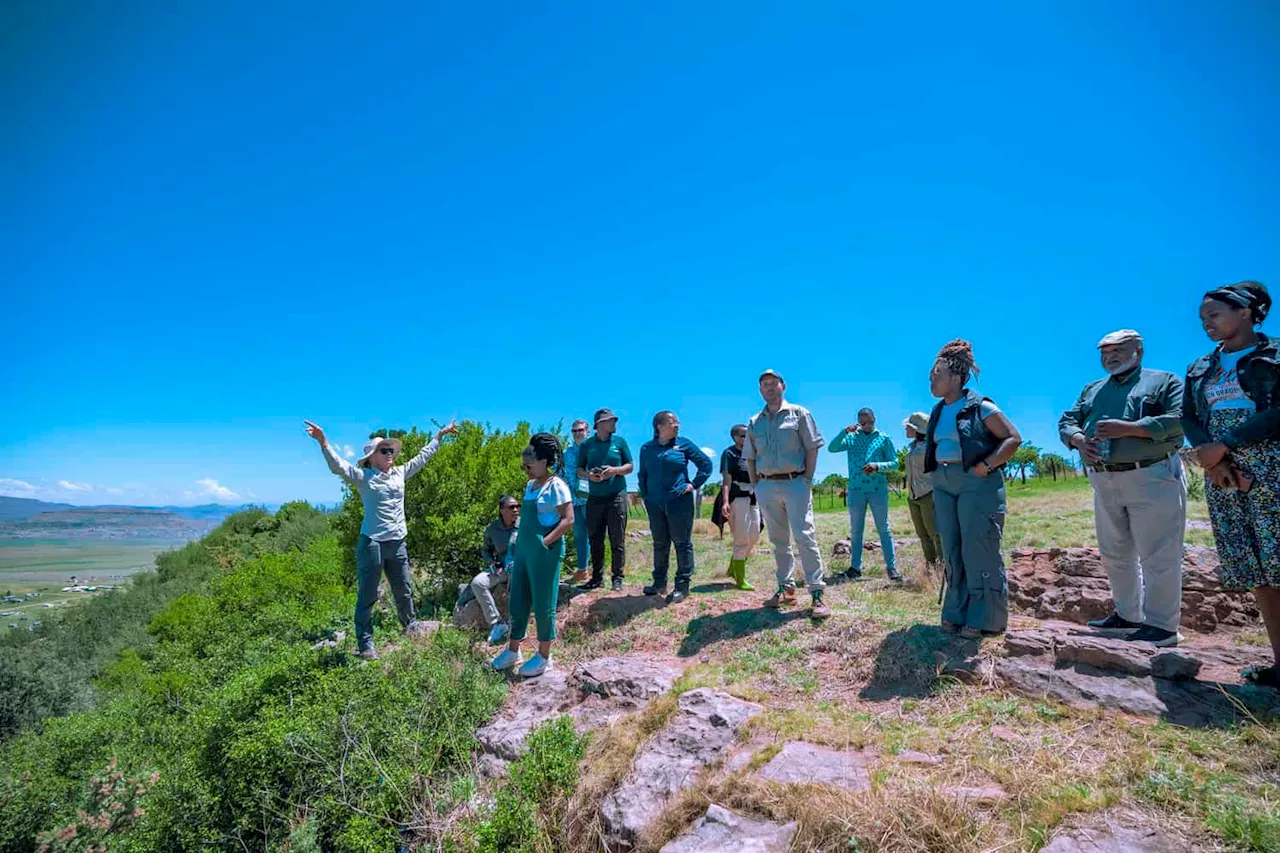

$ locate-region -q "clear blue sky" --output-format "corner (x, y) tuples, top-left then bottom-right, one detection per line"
(2, 1), (1277, 507)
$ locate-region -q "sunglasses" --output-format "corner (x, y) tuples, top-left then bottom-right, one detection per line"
(378, 448), (397, 457)
(572, 427), (587, 433)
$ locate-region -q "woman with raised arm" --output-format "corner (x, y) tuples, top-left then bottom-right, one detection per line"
(304, 419), (457, 660)
(923, 340), (1022, 638)
(491, 432), (575, 678)
(1182, 281), (1280, 690)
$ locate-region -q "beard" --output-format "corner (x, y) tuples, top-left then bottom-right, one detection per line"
(1105, 352), (1140, 376)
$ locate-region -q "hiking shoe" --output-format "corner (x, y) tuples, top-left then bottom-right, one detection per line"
(958, 626), (982, 639)
(576, 579), (603, 592)
(518, 653), (550, 678)
(611, 578), (624, 592)
(1126, 625), (1181, 647)
(643, 583), (669, 596)
(1087, 612), (1142, 630)
(491, 649), (520, 671)
(666, 589), (688, 604)
(763, 587), (797, 608)
(810, 596), (832, 620)
(358, 646), (379, 661)
(844, 568), (864, 582)
(487, 622), (510, 645)
(940, 621), (960, 634)
(886, 570), (904, 584)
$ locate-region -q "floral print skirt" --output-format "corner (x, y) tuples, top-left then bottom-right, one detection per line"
(1204, 409), (1280, 590)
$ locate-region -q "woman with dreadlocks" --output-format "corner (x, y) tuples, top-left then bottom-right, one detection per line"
(922, 340), (1022, 637)
(1183, 281), (1280, 690)
(491, 432), (575, 678)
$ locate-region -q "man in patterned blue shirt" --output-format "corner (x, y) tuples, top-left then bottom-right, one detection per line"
(829, 408), (901, 582)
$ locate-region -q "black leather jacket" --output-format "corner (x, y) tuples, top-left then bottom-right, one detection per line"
(1181, 332), (1280, 449)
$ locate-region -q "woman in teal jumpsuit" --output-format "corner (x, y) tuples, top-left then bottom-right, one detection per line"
(492, 432), (575, 679)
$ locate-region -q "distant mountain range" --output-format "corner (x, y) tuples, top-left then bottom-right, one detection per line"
(0, 497), (260, 541)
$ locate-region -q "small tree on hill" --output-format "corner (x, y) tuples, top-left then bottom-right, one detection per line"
(1008, 444), (1041, 484)
(1038, 452), (1074, 481)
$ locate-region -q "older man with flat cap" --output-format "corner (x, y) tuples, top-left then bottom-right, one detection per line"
(1059, 329), (1188, 647)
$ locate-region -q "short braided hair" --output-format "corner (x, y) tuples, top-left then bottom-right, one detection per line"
(936, 339), (979, 385)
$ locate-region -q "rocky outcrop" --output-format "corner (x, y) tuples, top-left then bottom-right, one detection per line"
(659, 804), (798, 853)
(1007, 546), (1258, 632)
(475, 656), (685, 766)
(950, 622), (1280, 726)
(1040, 822), (1192, 852)
(452, 579), (577, 631)
(756, 741), (873, 792)
(602, 689), (763, 849)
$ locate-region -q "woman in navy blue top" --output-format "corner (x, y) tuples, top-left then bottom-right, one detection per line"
(638, 411), (713, 603)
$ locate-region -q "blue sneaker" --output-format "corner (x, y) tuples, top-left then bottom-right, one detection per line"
(487, 622), (510, 645)
(518, 653), (550, 678)
(491, 649), (520, 671)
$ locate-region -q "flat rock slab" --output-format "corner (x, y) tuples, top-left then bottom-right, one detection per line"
(602, 688), (763, 848)
(475, 668), (577, 761)
(575, 656), (684, 701)
(659, 804), (798, 853)
(1041, 824), (1193, 852)
(942, 784), (1009, 805)
(897, 750), (943, 766)
(757, 741), (873, 792)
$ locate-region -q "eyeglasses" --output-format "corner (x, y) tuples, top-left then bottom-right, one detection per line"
(378, 448), (397, 457)
(571, 427), (587, 433)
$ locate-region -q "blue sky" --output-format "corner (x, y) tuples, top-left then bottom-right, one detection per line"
(2, 1), (1277, 507)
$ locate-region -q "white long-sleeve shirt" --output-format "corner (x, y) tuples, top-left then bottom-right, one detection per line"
(322, 438), (441, 541)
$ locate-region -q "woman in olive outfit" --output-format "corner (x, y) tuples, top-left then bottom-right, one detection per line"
(491, 432), (575, 679)
(1183, 281), (1280, 689)
(923, 340), (1023, 638)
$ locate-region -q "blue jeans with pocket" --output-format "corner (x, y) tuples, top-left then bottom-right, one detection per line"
(847, 488), (896, 571)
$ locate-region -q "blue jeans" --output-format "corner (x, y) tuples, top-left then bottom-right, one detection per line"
(847, 488), (895, 571)
(647, 492), (696, 590)
(573, 500), (589, 570)
(354, 535), (416, 651)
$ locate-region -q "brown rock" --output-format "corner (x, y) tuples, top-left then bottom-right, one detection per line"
(1008, 546), (1258, 633)
(1056, 635), (1154, 677)
(1041, 823), (1193, 852)
(832, 539), (852, 558)
(1003, 629), (1056, 658)
(898, 750), (943, 766)
(942, 784), (1008, 805)
(1150, 651), (1201, 681)
(659, 804), (799, 853)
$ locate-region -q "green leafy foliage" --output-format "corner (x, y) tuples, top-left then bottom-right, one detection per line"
(0, 533), (506, 852)
(459, 716), (588, 853)
(0, 504), (331, 742)
(333, 421), (537, 608)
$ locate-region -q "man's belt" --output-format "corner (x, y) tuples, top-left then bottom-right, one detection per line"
(1090, 453), (1174, 473)
(758, 471), (806, 481)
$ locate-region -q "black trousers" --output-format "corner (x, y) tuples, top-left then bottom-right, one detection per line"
(585, 491), (629, 581)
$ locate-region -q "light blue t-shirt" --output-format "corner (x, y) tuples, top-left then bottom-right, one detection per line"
(934, 399), (1001, 463)
(525, 477), (573, 527)
(1205, 347), (1257, 411)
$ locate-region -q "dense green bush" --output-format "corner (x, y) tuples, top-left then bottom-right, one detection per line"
(334, 421), (541, 608)
(460, 716), (588, 853)
(0, 535), (506, 852)
(0, 503), (332, 742)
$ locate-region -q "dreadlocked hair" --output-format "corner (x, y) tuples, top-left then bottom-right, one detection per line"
(527, 432), (561, 469)
(936, 339), (979, 385)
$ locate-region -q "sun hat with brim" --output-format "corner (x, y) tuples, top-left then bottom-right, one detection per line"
(903, 412), (930, 434)
(594, 407), (619, 426)
(358, 436), (402, 466)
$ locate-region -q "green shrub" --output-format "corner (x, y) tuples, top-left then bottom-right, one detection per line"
(465, 716), (588, 853)
(333, 421), (537, 608)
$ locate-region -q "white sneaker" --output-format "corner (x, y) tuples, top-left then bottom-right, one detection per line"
(518, 653), (550, 678)
(491, 649), (520, 671)
(487, 622), (510, 645)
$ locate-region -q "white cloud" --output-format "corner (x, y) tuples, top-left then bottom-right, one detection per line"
(105, 487), (124, 496)
(58, 480), (92, 492)
(195, 478), (240, 501)
(0, 478), (37, 496)
(343, 444), (356, 458)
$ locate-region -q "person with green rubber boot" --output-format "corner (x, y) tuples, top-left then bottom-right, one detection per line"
(718, 424), (759, 590)
(492, 432), (575, 679)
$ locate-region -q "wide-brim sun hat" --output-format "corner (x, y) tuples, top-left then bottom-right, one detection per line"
(358, 436), (403, 466)
(903, 412), (930, 434)
(594, 407), (619, 426)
